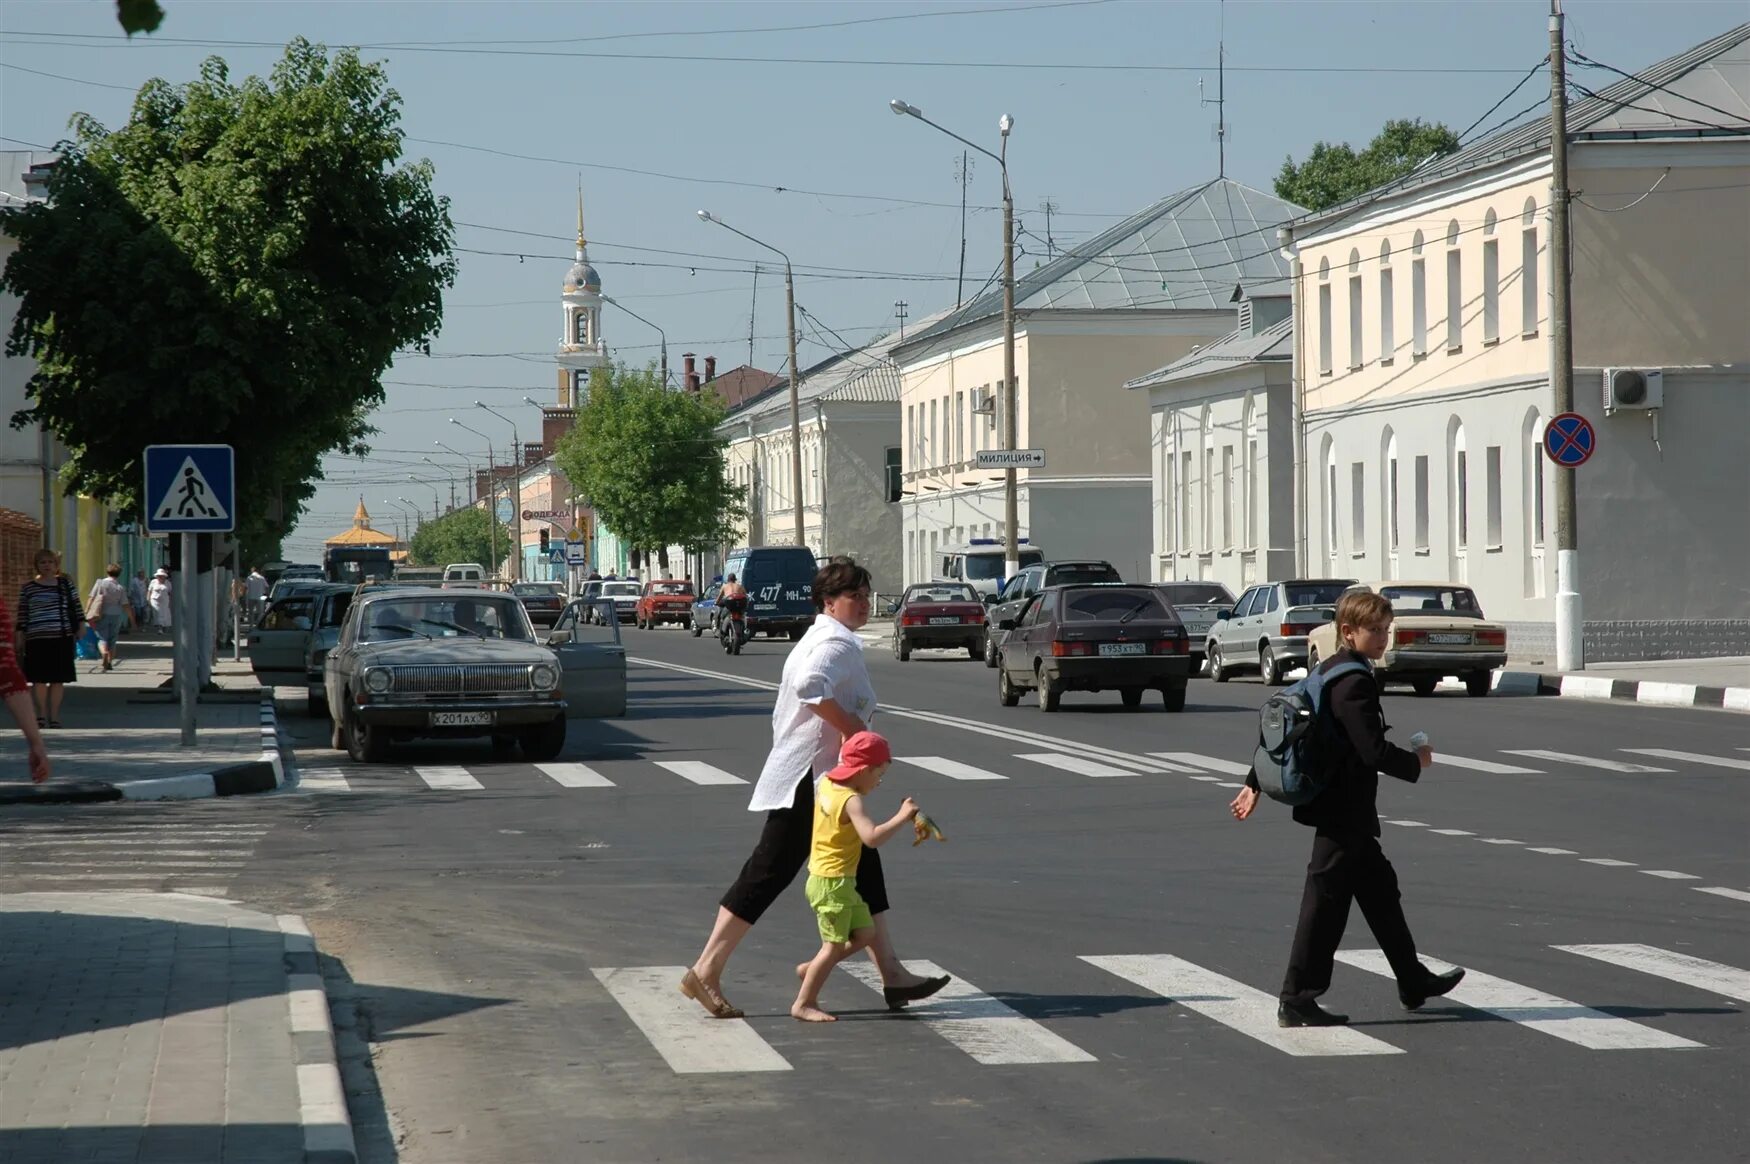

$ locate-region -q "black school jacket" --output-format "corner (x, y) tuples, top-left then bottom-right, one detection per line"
(1248, 647), (1422, 837)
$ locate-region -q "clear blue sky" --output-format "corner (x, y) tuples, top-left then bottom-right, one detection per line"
(1, 0), (1737, 559)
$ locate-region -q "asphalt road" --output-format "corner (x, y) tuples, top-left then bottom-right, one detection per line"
(23, 623), (1741, 1164)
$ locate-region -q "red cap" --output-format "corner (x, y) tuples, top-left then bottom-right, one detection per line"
(823, 731), (892, 783)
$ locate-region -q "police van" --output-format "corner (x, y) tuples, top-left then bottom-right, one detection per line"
(934, 538), (1044, 601)
(723, 545), (817, 640)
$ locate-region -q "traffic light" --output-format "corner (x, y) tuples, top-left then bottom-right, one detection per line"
(539, 527), (550, 553)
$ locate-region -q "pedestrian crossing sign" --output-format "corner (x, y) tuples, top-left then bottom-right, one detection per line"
(144, 444), (235, 533)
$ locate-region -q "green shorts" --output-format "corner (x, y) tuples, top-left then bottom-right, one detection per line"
(805, 874), (873, 944)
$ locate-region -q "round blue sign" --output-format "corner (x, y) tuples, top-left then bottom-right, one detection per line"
(1544, 412), (1596, 468)
(494, 497), (515, 523)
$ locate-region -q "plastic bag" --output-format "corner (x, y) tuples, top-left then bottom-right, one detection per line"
(75, 626), (100, 660)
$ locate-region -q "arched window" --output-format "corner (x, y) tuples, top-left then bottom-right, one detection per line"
(1200, 408), (1214, 552)
(1243, 395), (1259, 548)
(1383, 428), (1400, 578)
(1317, 258), (1333, 375)
(1524, 409), (1547, 597)
(1411, 230), (1428, 357)
(1482, 209), (1500, 344)
(1520, 197), (1540, 337)
(1445, 219), (1463, 352)
(1321, 434), (1338, 567)
(1176, 413), (1193, 552)
(1449, 419), (1469, 583)
(1347, 249), (1364, 370)
(1378, 241), (1395, 365)
(574, 311), (589, 346)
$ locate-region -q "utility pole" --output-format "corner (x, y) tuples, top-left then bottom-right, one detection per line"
(1549, 0), (1582, 672)
(954, 150), (973, 308)
(1201, 0), (1228, 178)
(747, 266), (758, 369)
(894, 299), (909, 340)
(999, 122), (1019, 581)
(1040, 199), (1059, 258)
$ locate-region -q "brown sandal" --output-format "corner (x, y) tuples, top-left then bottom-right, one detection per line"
(679, 969), (744, 1019)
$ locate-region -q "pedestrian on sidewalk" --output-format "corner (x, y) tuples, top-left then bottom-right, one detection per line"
(128, 569), (149, 631)
(0, 595), (51, 783)
(792, 730), (918, 1023)
(244, 565), (268, 624)
(16, 549), (83, 729)
(148, 568), (173, 632)
(1230, 589), (1464, 1028)
(682, 557), (948, 1020)
(86, 563), (135, 672)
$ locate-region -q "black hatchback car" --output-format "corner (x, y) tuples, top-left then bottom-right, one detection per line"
(982, 560), (1124, 667)
(994, 584), (1192, 712)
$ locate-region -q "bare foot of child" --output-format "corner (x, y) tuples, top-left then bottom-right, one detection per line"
(791, 1004), (837, 1023)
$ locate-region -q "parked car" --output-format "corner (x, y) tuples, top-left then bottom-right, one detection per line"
(442, 563), (487, 589)
(982, 560), (1125, 667)
(247, 584), (355, 718)
(994, 583), (1192, 712)
(636, 579), (696, 629)
(1206, 578), (1355, 685)
(723, 545), (817, 640)
(593, 580), (641, 624)
(1306, 581), (1507, 697)
(323, 588), (568, 763)
(935, 538), (1047, 602)
(1153, 580), (1236, 673)
(513, 581), (567, 627)
(892, 582), (988, 661)
(543, 598), (629, 718)
(689, 583), (721, 638)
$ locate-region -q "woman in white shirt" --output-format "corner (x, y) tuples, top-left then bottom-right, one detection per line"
(680, 558), (948, 1020)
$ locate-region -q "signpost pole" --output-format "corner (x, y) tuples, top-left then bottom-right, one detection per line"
(178, 532), (196, 746)
(1549, 0), (1582, 672)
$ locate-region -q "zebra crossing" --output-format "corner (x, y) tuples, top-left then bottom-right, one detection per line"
(592, 940), (1749, 1074)
(0, 803), (277, 894)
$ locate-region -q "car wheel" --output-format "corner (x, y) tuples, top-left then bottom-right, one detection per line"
(343, 701), (386, 764)
(969, 634), (986, 661)
(306, 685), (329, 720)
(1036, 665), (1061, 713)
(998, 663), (1020, 707)
(984, 632), (999, 669)
(1307, 645), (1321, 672)
(896, 637), (911, 662)
(1261, 645), (1284, 687)
(1465, 671), (1492, 698)
(1412, 677), (1439, 697)
(1162, 683), (1187, 712)
(521, 716), (567, 761)
(691, 620), (702, 638)
(1120, 686), (1144, 709)
(789, 628), (805, 642)
(1209, 643), (1230, 683)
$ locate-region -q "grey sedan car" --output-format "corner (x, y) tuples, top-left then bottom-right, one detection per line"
(1154, 581), (1236, 673)
(1205, 578), (1354, 685)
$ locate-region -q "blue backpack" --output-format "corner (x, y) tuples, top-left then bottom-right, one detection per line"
(1251, 659), (1370, 805)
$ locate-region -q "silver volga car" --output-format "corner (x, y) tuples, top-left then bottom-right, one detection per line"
(324, 588), (568, 763)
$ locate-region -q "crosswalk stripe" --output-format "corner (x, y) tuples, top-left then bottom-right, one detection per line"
(1695, 886), (1750, 904)
(1386, 820), (1428, 827)
(0, 848), (255, 857)
(1429, 828), (1474, 836)
(1334, 950), (1700, 1050)
(1188, 775), (1224, 783)
(1435, 755), (1544, 774)
(537, 762), (616, 788)
(3, 861), (249, 868)
(1015, 753), (1133, 779)
(1580, 858), (1636, 867)
(0, 835), (268, 846)
(1555, 943), (1750, 1003)
(841, 961), (1095, 1065)
(1640, 870), (1701, 880)
(1152, 752), (1250, 776)
(591, 967), (790, 1074)
(1081, 954), (1401, 1057)
(1621, 749), (1750, 772)
(654, 761), (747, 786)
(297, 768), (351, 792)
(1527, 847), (1578, 855)
(896, 756), (1008, 782)
(415, 766), (485, 790)
(1502, 750), (1674, 773)
(1480, 838), (1524, 845)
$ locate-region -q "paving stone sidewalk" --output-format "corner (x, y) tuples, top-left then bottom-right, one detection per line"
(0, 893), (351, 1163)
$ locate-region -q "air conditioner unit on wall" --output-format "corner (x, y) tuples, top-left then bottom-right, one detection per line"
(1602, 367), (1664, 414)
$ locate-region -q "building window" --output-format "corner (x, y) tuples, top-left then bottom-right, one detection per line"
(1202, 447), (1215, 551)
(1456, 447), (1469, 548)
(1485, 445), (1503, 548)
(1411, 231), (1427, 357)
(1531, 442), (1546, 545)
(954, 391), (965, 465)
(1482, 210), (1500, 345)
(1379, 242), (1395, 365)
(928, 399), (937, 468)
(1221, 445), (1234, 550)
(1521, 198), (1540, 337)
(1350, 462), (1365, 548)
(885, 447), (902, 503)
(1325, 449), (1339, 561)
(1347, 249), (1363, 370)
(905, 405), (915, 469)
(1246, 435), (1258, 548)
(1414, 455), (1430, 551)
(1445, 220), (1462, 352)
(1386, 435), (1400, 554)
(1179, 450), (1193, 549)
(1317, 259), (1333, 375)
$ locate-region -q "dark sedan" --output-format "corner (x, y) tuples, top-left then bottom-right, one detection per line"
(513, 582), (567, 627)
(995, 584), (1192, 712)
(893, 582), (987, 661)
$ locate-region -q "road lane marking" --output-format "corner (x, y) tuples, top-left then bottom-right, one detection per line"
(1429, 828), (1474, 836)
(297, 768), (351, 792)
(1, 861), (249, 868)
(842, 960), (1095, 1065)
(1502, 750), (1674, 773)
(0, 835), (268, 846)
(897, 756), (1008, 782)
(415, 766), (484, 790)
(1580, 858), (1636, 867)
(1189, 775), (1225, 783)
(1480, 838), (1524, 845)
(654, 761), (747, 786)
(1434, 755), (1544, 774)
(1014, 753), (1134, 779)
(1385, 820), (1428, 827)
(1555, 943), (1750, 1003)
(1, 873), (242, 881)
(1695, 886), (1750, 904)
(1335, 950), (1700, 1050)
(1080, 954), (1402, 1057)
(591, 966), (790, 1074)
(1640, 870), (1701, 880)
(1621, 749), (1750, 772)
(1527, 847), (1578, 855)
(1151, 753), (1250, 775)
(537, 763), (616, 788)
(0, 848), (255, 857)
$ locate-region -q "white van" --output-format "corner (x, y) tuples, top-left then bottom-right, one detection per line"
(441, 563), (486, 589)
(934, 539), (1044, 601)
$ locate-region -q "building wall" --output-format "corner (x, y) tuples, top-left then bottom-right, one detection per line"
(1025, 481), (1152, 583)
(821, 406), (901, 595)
(898, 327), (1024, 496)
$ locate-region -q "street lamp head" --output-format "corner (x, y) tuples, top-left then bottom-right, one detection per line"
(522, 396), (540, 408)
(473, 401), (486, 410)
(696, 210), (714, 223)
(890, 98), (919, 117)
(999, 113), (1014, 137)
(447, 418), (460, 427)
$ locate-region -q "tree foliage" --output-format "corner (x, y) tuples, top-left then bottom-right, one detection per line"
(0, 39), (455, 554)
(552, 364), (747, 570)
(1275, 119), (1460, 212)
(117, 0), (165, 35)
(407, 507), (509, 571)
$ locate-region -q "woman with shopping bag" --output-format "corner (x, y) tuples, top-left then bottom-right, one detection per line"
(16, 549), (84, 728)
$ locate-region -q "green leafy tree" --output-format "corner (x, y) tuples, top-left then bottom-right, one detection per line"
(1, 39), (455, 554)
(1275, 118), (1460, 212)
(552, 363), (747, 573)
(117, 0), (165, 35)
(408, 507), (509, 570)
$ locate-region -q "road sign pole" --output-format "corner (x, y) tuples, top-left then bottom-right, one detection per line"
(1549, 0), (1582, 672)
(178, 532), (197, 746)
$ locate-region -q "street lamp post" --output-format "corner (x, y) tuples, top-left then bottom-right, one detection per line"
(476, 402), (524, 582)
(891, 99), (1020, 580)
(421, 457), (459, 512)
(697, 210), (807, 551)
(383, 499), (416, 554)
(433, 443), (476, 504)
(450, 419), (501, 576)
(409, 478), (441, 521)
(602, 296), (668, 389)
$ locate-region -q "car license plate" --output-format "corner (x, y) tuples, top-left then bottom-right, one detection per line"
(1427, 633), (1472, 645)
(1098, 642), (1147, 657)
(929, 616), (961, 625)
(429, 711), (494, 727)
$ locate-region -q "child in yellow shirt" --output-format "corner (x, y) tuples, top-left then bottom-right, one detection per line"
(793, 730), (917, 1023)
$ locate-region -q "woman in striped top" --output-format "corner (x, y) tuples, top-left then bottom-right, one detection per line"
(16, 548), (84, 728)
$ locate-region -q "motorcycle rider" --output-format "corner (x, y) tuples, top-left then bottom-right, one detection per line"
(718, 573), (748, 649)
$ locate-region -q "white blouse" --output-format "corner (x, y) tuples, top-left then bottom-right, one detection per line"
(748, 614), (877, 812)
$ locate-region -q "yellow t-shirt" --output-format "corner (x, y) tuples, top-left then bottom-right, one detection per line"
(809, 779), (862, 879)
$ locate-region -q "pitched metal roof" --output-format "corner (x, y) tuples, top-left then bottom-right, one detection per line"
(1125, 316), (1294, 391)
(1297, 22), (1750, 230)
(899, 178), (1307, 350)
(725, 307), (954, 424)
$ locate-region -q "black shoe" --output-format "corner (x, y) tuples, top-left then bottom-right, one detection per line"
(883, 975), (951, 1012)
(1277, 999), (1349, 1028)
(1400, 966), (1466, 1011)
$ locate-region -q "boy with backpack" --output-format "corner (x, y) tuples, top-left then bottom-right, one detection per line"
(1230, 588), (1464, 1029)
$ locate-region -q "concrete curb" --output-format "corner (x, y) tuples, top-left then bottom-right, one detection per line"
(103, 692), (290, 802)
(1492, 669), (1749, 711)
(280, 914), (358, 1164)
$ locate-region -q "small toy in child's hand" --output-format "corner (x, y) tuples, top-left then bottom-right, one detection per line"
(912, 809), (946, 846)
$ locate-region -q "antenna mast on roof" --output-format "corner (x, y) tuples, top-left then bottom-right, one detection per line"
(1199, 0), (1229, 178)
(894, 299), (909, 340)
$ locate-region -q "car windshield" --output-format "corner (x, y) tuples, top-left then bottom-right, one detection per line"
(1048, 565), (1121, 586)
(905, 583), (978, 604)
(603, 582), (641, 597)
(1380, 586), (1484, 618)
(964, 551), (1043, 581)
(1158, 582), (1235, 605)
(1060, 588), (1169, 621)
(652, 582), (693, 595)
(1285, 581), (1353, 606)
(357, 596), (532, 643)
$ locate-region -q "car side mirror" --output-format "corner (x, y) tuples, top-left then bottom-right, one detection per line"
(547, 629), (572, 646)
(997, 618), (1017, 631)
(1215, 609), (1231, 621)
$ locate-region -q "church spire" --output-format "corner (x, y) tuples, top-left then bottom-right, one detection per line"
(576, 180), (587, 257)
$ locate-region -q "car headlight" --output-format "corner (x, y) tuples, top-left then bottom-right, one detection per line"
(363, 667), (392, 694)
(530, 663), (559, 692)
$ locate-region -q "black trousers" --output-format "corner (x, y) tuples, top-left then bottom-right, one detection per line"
(1280, 831), (1422, 1006)
(719, 772), (889, 925)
